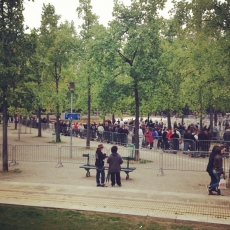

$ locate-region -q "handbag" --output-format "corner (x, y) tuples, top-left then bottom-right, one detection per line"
(219, 178), (227, 190)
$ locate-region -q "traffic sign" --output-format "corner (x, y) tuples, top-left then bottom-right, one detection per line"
(64, 113), (80, 120)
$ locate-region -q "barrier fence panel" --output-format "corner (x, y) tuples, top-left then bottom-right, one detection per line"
(1, 142), (229, 174)
(60, 146), (110, 165)
(15, 145), (59, 163)
(197, 140), (230, 154)
(162, 150), (209, 171)
(114, 147), (162, 170)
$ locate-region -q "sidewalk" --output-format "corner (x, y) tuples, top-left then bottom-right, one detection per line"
(0, 123), (230, 226)
(0, 181), (230, 226)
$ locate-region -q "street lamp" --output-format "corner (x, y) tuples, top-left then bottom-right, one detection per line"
(69, 82), (75, 158)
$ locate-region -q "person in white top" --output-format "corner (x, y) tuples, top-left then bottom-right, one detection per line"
(97, 124), (104, 141)
(119, 119), (124, 126)
(138, 126), (144, 149)
(78, 123), (85, 138)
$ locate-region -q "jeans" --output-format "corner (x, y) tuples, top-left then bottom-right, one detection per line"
(209, 173), (218, 187)
(209, 169), (221, 190)
(96, 167), (105, 185)
(183, 141), (189, 153)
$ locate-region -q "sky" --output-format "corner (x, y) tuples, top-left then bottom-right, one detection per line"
(23, 0), (173, 30)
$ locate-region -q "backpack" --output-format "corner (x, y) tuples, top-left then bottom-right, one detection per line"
(206, 154), (215, 176)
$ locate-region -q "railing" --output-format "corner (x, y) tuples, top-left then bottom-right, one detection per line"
(1, 144), (229, 176)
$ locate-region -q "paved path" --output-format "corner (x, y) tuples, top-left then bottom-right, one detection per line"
(0, 181), (230, 226)
(0, 123), (230, 227)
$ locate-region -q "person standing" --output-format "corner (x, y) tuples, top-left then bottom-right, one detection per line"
(170, 129), (179, 153)
(138, 125), (144, 149)
(144, 127), (153, 149)
(223, 124), (230, 152)
(95, 144), (107, 187)
(107, 146), (123, 187)
(162, 128), (169, 150)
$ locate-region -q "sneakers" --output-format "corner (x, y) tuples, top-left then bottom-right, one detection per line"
(217, 188), (221, 195)
(97, 184), (101, 187)
(207, 185), (214, 195)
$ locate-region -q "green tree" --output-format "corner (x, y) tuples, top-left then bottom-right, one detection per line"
(77, 0), (100, 148)
(39, 4), (78, 142)
(0, 0), (34, 171)
(100, 0), (165, 156)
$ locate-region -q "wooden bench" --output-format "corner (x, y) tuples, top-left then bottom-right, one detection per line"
(120, 156), (136, 180)
(79, 154), (136, 180)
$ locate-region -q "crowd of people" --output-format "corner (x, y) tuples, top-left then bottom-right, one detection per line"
(52, 118), (230, 154)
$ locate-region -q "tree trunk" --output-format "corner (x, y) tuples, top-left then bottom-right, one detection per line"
(37, 107), (42, 137)
(181, 114), (184, 126)
(167, 109), (171, 129)
(14, 114), (17, 130)
(210, 107), (213, 131)
(134, 76), (140, 161)
(214, 111), (217, 126)
(2, 96), (8, 172)
(86, 76), (91, 149)
(46, 114), (49, 123)
(200, 117), (203, 130)
(112, 114), (115, 125)
(56, 105), (61, 142)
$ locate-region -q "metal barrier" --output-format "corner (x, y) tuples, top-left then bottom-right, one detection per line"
(197, 140), (230, 152)
(14, 145), (59, 163)
(59, 146), (100, 165)
(2, 144), (229, 177)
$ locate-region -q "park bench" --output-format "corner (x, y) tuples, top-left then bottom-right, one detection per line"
(79, 154), (136, 180)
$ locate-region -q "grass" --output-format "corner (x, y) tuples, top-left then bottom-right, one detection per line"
(0, 204), (227, 230)
(13, 168), (21, 173)
(128, 158), (153, 164)
(139, 158), (153, 164)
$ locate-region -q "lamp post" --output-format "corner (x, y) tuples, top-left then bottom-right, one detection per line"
(69, 82), (75, 158)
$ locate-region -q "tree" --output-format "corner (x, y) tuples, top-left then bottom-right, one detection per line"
(170, 0), (230, 129)
(100, 0), (165, 157)
(39, 4), (78, 142)
(0, 0), (34, 171)
(77, 0), (100, 148)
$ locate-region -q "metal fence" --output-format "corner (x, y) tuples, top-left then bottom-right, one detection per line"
(1, 144), (229, 175)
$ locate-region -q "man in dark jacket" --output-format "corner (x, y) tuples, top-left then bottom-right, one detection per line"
(107, 146), (123, 187)
(208, 146), (225, 195)
(95, 144), (107, 187)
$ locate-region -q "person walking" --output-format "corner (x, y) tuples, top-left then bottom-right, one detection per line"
(95, 144), (107, 187)
(207, 146), (225, 195)
(107, 146), (123, 187)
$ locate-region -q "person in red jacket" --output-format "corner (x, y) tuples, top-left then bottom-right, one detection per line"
(144, 127), (154, 149)
(167, 128), (173, 149)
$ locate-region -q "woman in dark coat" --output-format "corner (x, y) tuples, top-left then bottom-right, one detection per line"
(107, 146), (123, 187)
